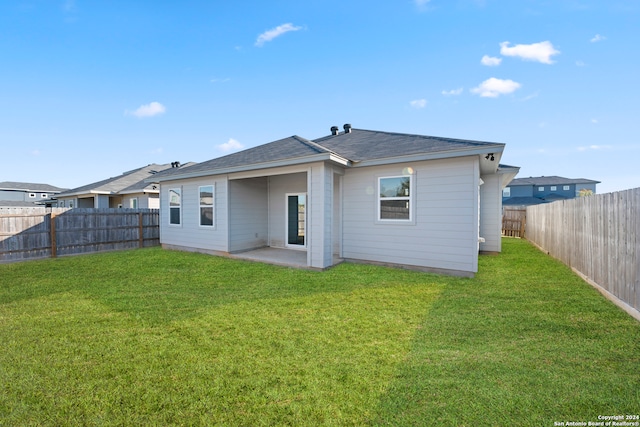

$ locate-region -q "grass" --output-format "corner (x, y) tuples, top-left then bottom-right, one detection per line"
(0, 239), (638, 426)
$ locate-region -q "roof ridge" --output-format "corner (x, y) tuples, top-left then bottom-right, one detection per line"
(291, 135), (334, 154)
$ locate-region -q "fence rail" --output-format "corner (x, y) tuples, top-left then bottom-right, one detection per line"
(0, 208), (160, 263)
(526, 188), (640, 320)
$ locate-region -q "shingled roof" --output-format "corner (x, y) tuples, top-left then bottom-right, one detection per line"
(508, 176), (600, 186)
(0, 181), (67, 193)
(58, 163), (180, 197)
(152, 128), (505, 182)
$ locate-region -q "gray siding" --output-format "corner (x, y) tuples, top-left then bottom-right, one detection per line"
(342, 157), (479, 274)
(229, 178), (268, 252)
(160, 177), (229, 252)
(479, 173), (501, 252)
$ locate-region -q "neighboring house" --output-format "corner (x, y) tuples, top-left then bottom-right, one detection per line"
(151, 125), (519, 277)
(0, 181), (67, 207)
(503, 176), (600, 207)
(57, 163), (191, 209)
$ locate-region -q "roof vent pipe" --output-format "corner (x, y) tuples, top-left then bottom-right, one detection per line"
(343, 123), (352, 133)
(330, 126), (339, 136)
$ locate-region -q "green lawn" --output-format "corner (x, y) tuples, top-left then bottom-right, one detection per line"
(1, 239), (638, 426)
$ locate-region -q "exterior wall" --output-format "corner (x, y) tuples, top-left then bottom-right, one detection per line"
(228, 177), (268, 252)
(341, 157), (480, 275)
(0, 189), (56, 203)
(121, 193), (160, 209)
(479, 173), (502, 252)
(308, 164), (334, 269)
(267, 172), (307, 248)
(507, 185), (533, 198)
(160, 176), (229, 253)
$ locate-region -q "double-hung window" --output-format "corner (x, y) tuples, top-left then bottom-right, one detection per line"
(169, 188), (181, 225)
(199, 185), (214, 227)
(378, 175), (413, 221)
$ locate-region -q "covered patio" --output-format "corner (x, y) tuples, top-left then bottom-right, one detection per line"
(229, 247), (343, 270)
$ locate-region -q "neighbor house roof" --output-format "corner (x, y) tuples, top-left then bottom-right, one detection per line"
(58, 163), (193, 198)
(508, 176), (600, 186)
(0, 181), (67, 193)
(502, 197), (548, 206)
(152, 128), (506, 182)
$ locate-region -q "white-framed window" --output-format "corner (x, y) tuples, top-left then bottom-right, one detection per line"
(29, 193), (36, 198)
(503, 187), (511, 197)
(550, 186), (557, 191)
(199, 185), (214, 227)
(169, 188), (181, 225)
(130, 198), (138, 209)
(378, 175), (413, 222)
(538, 186), (544, 192)
(563, 185), (570, 191)
(59, 200), (65, 207)
(41, 193), (49, 199)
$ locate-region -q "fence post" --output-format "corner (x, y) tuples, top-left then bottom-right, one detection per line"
(50, 213), (57, 258)
(139, 212), (144, 248)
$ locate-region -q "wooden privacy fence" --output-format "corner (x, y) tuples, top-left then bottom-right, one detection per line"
(526, 188), (640, 320)
(502, 208), (526, 238)
(0, 208), (160, 262)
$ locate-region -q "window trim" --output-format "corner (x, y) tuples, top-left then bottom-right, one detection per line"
(168, 187), (182, 226)
(376, 174), (415, 224)
(563, 185), (570, 191)
(199, 184), (215, 228)
(538, 186), (545, 192)
(503, 187), (511, 197)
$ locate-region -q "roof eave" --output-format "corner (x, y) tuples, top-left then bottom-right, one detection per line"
(351, 144), (505, 168)
(152, 153), (351, 183)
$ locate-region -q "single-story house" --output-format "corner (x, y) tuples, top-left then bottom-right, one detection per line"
(151, 125), (519, 277)
(57, 163), (192, 209)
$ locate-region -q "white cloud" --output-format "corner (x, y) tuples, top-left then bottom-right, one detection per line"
(471, 77), (521, 98)
(255, 23), (302, 47)
(591, 118), (599, 124)
(521, 91), (539, 101)
(481, 55), (502, 66)
(126, 102), (166, 118)
(414, 0), (431, 9)
(410, 99), (427, 109)
(577, 144), (611, 152)
(442, 87), (463, 96)
(499, 41), (560, 64)
(576, 60), (586, 67)
(590, 34), (606, 43)
(31, 149), (42, 156)
(218, 138), (244, 153)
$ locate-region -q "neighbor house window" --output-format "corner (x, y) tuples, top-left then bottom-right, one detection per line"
(59, 200), (65, 207)
(130, 198), (138, 209)
(199, 185), (214, 227)
(378, 175), (413, 221)
(169, 188), (181, 225)
(550, 186), (557, 191)
(563, 185), (570, 191)
(41, 193), (49, 199)
(29, 193), (36, 198)
(538, 187), (544, 191)
(503, 187), (511, 197)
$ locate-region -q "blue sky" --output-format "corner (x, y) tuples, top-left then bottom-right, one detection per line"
(1, 0), (639, 193)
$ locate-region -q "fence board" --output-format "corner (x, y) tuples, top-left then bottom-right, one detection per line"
(526, 188), (640, 321)
(0, 208), (159, 262)
(502, 208), (526, 238)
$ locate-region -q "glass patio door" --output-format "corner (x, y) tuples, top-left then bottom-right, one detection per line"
(286, 193), (306, 247)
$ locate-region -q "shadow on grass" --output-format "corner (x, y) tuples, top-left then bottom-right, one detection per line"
(369, 238), (640, 426)
(0, 247), (443, 325)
